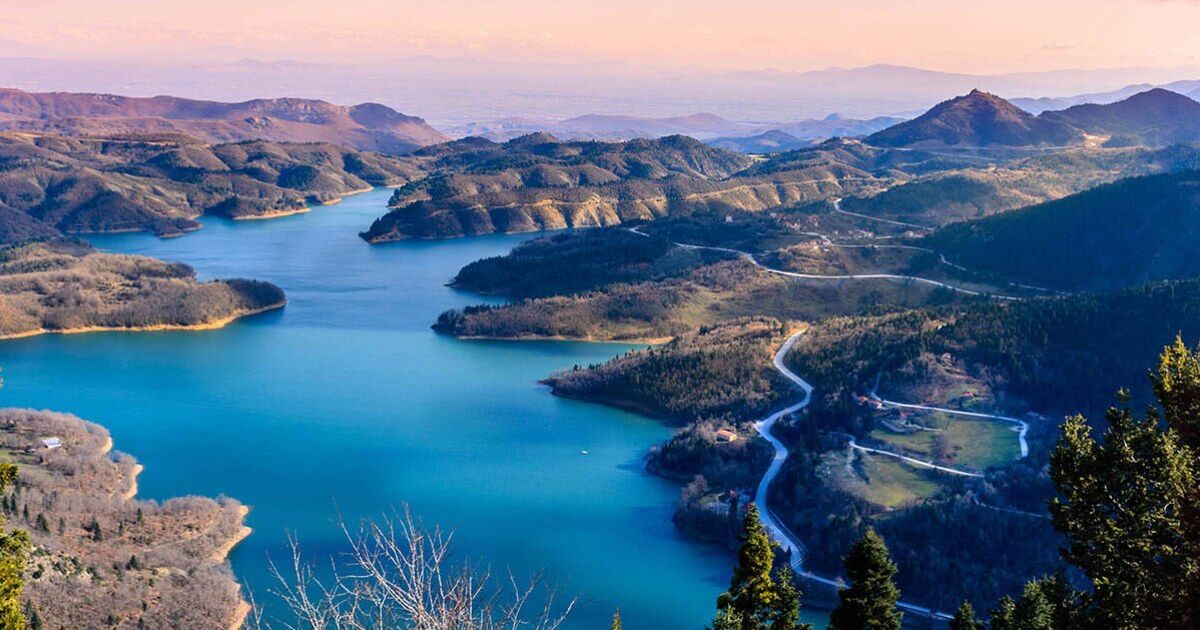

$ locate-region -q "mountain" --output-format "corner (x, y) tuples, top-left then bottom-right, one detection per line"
(1040, 88), (1200, 147)
(925, 170), (1200, 291)
(0, 88), (447, 154)
(0, 132), (424, 241)
(867, 90), (1085, 148)
(705, 130), (813, 153)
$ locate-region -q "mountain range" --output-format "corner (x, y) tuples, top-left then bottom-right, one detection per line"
(0, 88), (447, 154)
(866, 87), (1200, 149)
(445, 112), (903, 147)
(866, 89), (1086, 148)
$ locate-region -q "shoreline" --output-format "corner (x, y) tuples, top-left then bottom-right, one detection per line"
(232, 206), (311, 221)
(451, 332), (672, 345)
(0, 300), (286, 341)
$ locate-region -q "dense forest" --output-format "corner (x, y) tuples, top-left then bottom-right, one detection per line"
(450, 227), (732, 298)
(789, 278), (1200, 419)
(926, 170), (1200, 291)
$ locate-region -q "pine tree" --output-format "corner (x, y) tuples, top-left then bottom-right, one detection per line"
(1050, 397), (1195, 627)
(769, 567), (811, 630)
(33, 514), (47, 534)
(610, 609), (621, 630)
(990, 596), (1017, 630)
(827, 529), (902, 630)
(0, 463), (26, 629)
(1011, 581), (1053, 630)
(711, 607), (745, 630)
(718, 505), (778, 627)
(948, 601), (983, 630)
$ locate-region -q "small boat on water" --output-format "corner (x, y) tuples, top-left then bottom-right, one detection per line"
(580, 450), (589, 455)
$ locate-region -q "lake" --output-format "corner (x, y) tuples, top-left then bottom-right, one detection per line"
(0, 188), (827, 628)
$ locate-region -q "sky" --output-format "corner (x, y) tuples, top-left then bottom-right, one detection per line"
(2, 0), (1199, 74)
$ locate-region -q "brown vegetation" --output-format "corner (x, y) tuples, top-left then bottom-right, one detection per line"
(0, 409), (249, 629)
(0, 240), (285, 339)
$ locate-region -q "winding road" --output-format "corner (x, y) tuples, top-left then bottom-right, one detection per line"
(628, 211), (1041, 618)
(753, 331), (955, 620)
(627, 224), (1024, 300)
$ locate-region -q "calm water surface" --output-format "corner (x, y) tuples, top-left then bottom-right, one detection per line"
(0, 189), (826, 628)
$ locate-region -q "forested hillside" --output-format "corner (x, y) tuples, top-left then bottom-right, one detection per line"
(789, 277), (1200, 417)
(925, 170), (1200, 290)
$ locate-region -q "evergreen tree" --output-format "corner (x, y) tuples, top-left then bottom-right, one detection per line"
(711, 608), (745, 630)
(948, 601), (983, 630)
(1050, 401), (1195, 627)
(717, 505), (777, 627)
(1044, 338), (1200, 628)
(0, 463), (26, 630)
(989, 596), (1017, 630)
(1010, 581), (1053, 630)
(769, 567), (811, 630)
(827, 529), (901, 630)
(33, 515), (46, 534)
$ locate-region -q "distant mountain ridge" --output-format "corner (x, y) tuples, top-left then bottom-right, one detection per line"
(1040, 88), (1200, 147)
(0, 88), (448, 154)
(446, 112), (903, 147)
(866, 89), (1086, 148)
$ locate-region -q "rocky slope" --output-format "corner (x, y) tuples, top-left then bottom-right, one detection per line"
(0, 88), (447, 154)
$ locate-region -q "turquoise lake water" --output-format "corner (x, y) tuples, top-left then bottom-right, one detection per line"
(0, 188), (827, 628)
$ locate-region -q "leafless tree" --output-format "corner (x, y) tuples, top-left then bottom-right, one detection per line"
(259, 507), (575, 630)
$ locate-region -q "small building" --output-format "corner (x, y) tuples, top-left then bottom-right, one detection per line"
(715, 429), (738, 443)
(40, 437), (62, 450)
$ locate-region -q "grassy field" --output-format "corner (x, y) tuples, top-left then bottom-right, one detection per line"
(870, 411), (1020, 470)
(825, 450), (943, 509)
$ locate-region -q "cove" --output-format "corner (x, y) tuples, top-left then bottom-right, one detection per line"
(0, 188), (827, 629)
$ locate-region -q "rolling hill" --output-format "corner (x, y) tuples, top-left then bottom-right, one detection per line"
(0, 132), (425, 241)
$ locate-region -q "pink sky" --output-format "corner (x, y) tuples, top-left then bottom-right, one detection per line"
(3, 0), (1199, 73)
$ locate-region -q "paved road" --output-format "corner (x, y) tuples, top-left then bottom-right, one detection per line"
(836, 432), (985, 478)
(628, 224), (1023, 300)
(869, 395), (1030, 459)
(753, 331), (954, 621)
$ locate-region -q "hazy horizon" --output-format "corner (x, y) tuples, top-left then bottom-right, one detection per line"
(3, 1), (1200, 127)
(4, 0), (1200, 74)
